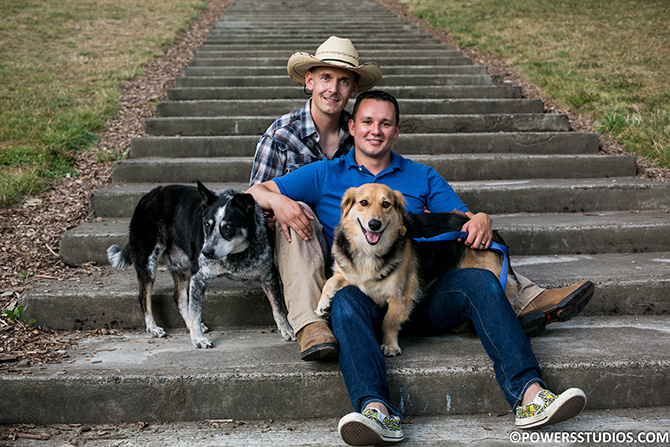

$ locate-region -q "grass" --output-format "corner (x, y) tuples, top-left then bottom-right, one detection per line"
(0, 0), (207, 207)
(399, 0), (670, 170)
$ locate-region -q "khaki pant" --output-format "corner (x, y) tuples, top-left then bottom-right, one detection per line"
(274, 204), (542, 332)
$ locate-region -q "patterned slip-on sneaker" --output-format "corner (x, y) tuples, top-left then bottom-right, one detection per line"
(516, 388), (587, 429)
(338, 408), (404, 446)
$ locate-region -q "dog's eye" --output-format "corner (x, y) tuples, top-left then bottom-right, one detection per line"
(381, 201), (391, 209)
(204, 221), (212, 229)
(359, 200), (368, 207)
(221, 223), (232, 233)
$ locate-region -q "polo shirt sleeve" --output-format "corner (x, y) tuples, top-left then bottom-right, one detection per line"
(425, 167), (470, 214)
(272, 159), (325, 207)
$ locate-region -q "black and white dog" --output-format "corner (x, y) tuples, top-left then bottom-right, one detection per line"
(107, 181), (294, 348)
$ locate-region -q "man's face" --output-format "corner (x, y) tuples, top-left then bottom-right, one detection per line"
(305, 66), (358, 118)
(348, 98), (400, 161)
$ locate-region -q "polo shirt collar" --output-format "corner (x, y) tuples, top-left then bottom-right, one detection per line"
(345, 150), (404, 176)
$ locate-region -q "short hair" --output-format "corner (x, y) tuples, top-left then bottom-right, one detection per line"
(351, 90), (400, 125)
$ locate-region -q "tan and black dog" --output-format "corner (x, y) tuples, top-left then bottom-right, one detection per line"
(316, 183), (516, 356)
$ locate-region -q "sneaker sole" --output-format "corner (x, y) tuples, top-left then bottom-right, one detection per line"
(338, 413), (403, 446)
(520, 281), (595, 337)
(516, 388), (587, 429)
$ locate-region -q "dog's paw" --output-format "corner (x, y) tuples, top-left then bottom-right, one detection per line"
(381, 343), (402, 357)
(147, 326), (167, 338)
(192, 336), (213, 349)
(201, 322), (209, 333)
(279, 324), (296, 342)
(315, 298), (332, 318)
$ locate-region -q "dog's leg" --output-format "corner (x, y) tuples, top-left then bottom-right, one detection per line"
(380, 298), (413, 357)
(187, 272), (213, 349)
(138, 279), (166, 338)
(316, 272), (348, 318)
(259, 269), (295, 342)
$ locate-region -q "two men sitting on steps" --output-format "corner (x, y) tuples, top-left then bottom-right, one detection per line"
(246, 36), (594, 445)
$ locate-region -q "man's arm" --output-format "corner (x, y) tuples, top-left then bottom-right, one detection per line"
(249, 135), (287, 186)
(246, 181), (314, 243)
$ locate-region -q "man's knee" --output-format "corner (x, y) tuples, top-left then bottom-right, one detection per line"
(331, 286), (375, 323)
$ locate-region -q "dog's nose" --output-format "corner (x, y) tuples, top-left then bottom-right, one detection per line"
(368, 219), (382, 231)
(201, 247), (214, 259)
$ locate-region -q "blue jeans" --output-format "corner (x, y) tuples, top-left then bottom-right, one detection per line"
(330, 268), (545, 418)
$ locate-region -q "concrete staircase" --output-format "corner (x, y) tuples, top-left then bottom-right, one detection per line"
(9, 0), (670, 432)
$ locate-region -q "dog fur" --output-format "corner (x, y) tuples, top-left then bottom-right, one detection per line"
(316, 183), (516, 356)
(107, 181), (294, 348)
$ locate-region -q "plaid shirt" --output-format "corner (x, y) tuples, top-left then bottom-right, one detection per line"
(249, 99), (354, 185)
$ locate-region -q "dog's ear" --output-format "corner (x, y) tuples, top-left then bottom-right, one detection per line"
(340, 187), (359, 217)
(232, 193), (257, 217)
(197, 181), (218, 207)
(392, 189), (407, 215)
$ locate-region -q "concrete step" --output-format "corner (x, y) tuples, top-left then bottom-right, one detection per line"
(20, 252), (670, 331)
(174, 74), (497, 88)
(109, 154), (635, 184)
(130, 132), (600, 158)
(3, 316), (670, 423)
(58, 210), (669, 265)
(155, 98), (544, 117)
(8, 407), (670, 446)
(183, 65), (488, 76)
(89, 178), (670, 218)
(143, 113), (567, 136)
(189, 56), (473, 67)
(191, 49), (466, 59)
(166, 85), (522, 100)
(197, 42), (450, 51)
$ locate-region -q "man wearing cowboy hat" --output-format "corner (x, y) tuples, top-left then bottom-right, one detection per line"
(251, 36), (381, 185)
(249, 37), (594, 363)
(250, 36), (382, 361)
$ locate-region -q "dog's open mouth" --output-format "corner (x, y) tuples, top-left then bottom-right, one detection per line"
(358, 219), (384, 245)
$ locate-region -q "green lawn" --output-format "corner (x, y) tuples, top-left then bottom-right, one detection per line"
(0, 0), (206, 207)
(400, 0), (670, 169)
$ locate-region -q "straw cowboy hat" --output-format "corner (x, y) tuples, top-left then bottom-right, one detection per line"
(287, 36), (382, 92)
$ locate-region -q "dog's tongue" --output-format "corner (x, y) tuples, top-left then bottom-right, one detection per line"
(365, 231), (381, 245)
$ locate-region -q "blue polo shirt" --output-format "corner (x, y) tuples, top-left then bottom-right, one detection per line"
(273, 150), (469, 246)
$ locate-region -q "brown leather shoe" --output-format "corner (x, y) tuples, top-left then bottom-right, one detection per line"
(297, 321), (339, 361)
(519, 280), (595, 337)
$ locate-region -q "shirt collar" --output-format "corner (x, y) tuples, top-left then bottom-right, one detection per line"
(299, 99), (317, 140)
(301, 99), (353, 144)
(345, 150), (404, 176)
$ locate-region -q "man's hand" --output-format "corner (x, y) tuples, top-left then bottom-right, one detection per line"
(271, 194), (314, 243)
(246, 181), (313, 243)
(461, 212), (493, 250)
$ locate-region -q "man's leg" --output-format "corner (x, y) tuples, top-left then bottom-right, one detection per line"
(274, 202), (337, 360)
(330, 286), (404, 446)
(408, 268), (586, 428)
(406, 268), (545, 408)
(512, 272), (595, 337)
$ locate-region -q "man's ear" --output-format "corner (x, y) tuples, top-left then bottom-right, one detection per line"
(304, 70), (315, 91)
(349, 82), (359, 98)
(348, 118), (355, 136)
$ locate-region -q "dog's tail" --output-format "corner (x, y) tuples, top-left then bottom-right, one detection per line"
(107, 244), (132, 269)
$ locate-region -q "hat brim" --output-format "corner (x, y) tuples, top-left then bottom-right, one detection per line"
(287, 52), (382, 92)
